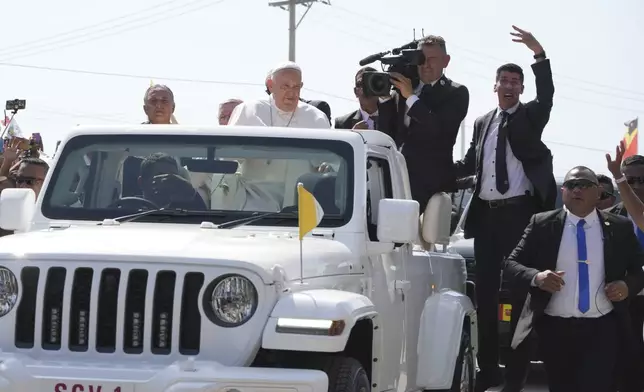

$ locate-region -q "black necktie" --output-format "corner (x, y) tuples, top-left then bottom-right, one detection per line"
(370, 115), (379, 129)
(495, 111), (510, 194)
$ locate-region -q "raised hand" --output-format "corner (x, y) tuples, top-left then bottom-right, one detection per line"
(605, 140), (626, 178)
(510, 25), (544, 55)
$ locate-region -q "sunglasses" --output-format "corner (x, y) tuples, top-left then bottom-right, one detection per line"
(627, 176), (644, 185)
(600, 191), (614, 200)
(563, 180), (596, 190)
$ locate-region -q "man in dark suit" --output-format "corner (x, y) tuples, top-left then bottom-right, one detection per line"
(605, 154), (644, 392)
(453, 26), (556, 392)
(377, 35), (469, 211)
(596, 173), (617, 210)
(504, 166), (644, 392)
(335, 66), (379, 130)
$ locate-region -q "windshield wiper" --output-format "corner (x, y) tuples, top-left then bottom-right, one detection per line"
(101, 208), (227, 224)
(216, 205), (298, 229)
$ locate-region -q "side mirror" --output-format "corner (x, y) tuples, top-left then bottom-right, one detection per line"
(0, 188), (36, 231)
(421, 192), (452, 247)
(377, 198), (419, 243)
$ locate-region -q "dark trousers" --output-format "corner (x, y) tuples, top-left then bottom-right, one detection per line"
(473, 197), (536, 387)
(537, 313), (617, 392)
(619, 296), (644, 392)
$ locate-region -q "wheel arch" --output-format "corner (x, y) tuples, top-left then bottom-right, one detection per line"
(416, 289), (477, 389)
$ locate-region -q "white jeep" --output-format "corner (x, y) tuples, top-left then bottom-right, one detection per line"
(0, 125), (477, 392)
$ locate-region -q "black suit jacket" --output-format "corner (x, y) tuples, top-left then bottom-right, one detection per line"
(455, 59), (556, 238)
(607, 201), (628, 217)
(504, 208), (644, 347)
(378, 75), (469, 195)
(334, 110), (362, 130)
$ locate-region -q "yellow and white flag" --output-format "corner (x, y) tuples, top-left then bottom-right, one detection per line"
(297, 182), (324, 240)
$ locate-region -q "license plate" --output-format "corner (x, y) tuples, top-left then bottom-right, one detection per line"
(43, 380), (134, 392)
(498, 304), (512, 322)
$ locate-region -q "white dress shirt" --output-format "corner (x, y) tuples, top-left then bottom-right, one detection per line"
(359, 108), (378, 130)
(543, 208), (613, 318)
(478, 103), (533, 201)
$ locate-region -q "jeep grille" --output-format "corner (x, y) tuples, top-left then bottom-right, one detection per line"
(15, 266), (205, 355)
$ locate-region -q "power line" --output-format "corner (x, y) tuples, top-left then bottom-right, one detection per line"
(312, 12), (643, 114)
(0, 61), (355, 102)
(0, 0), (228, 62)
(0, 0), (186, 54)
(329, 4), (644, 99)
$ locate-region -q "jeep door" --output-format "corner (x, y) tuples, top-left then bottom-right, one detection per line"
(364, 146), (409, 389)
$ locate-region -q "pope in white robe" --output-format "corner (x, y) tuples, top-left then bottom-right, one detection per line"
(213, 62), (335, 212)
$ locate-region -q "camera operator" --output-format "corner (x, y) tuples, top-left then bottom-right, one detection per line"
(378, 35), (469, 211)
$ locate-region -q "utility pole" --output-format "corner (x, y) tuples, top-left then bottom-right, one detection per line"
(268, 0), (331, 62)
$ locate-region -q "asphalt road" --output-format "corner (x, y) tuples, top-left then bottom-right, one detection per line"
(487, 364), (548, 392)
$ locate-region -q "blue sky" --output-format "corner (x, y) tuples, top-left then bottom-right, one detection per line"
(0, 0), (641, 176)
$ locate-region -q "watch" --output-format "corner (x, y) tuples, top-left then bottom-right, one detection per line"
(533, 51), (546, 60)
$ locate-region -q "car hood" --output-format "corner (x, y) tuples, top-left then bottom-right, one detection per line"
(0, 224), (355, 284)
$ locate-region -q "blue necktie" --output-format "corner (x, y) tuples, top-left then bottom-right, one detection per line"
(637, 227), (644, 249)
(576, 219), (590, 313)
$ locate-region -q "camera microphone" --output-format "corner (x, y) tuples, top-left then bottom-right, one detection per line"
(391, 40), (418, 54)
(358, 51), (389, 66)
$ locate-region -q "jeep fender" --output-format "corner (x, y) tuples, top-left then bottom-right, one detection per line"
(262, 289), (377, 353)
(416, 289), (477, 389)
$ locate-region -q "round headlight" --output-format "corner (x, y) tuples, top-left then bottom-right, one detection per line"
(0, 267), (18, 317)
(204, 275), (258, 327)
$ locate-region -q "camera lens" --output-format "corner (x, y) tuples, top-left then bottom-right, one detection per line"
(368, 75), (390, 96)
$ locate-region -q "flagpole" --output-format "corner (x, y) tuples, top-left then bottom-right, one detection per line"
(299, 238), (304, 284)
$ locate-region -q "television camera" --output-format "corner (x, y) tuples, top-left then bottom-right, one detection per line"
(358, 40), (425, 97)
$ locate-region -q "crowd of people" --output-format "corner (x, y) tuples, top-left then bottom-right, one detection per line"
(1, 22), (643, 392)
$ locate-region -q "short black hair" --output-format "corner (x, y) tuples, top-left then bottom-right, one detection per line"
(621, 154), (644, 169)
(144, 84), (174, 104)
(496, 63), (524, 83)
(19, 157), (49, 174)
(596, 174), (615, 194)
(140, 152), (177, 181)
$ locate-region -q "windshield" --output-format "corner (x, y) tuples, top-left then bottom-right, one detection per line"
(42, 134), (354, 226)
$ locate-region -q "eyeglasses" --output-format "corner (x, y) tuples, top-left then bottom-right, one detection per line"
(563, 180), (596, 190)
(600, 191), (614, 200)
(13, 176), (43, 186)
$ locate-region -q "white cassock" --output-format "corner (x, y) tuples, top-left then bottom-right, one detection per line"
(228, 98), (330, 129)
(212, 98), (333, 211)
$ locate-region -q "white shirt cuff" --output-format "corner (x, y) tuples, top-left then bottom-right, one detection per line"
(406, 95), (419, 108)
(530, 274), (538, 287)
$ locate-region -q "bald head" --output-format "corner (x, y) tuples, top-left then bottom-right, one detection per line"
(562, 165), (600, 216)
(564, 166), (599, 185)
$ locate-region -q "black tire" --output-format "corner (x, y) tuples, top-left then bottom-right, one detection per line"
(317, 356), (371, 392)
(433, 328), (475, 392)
